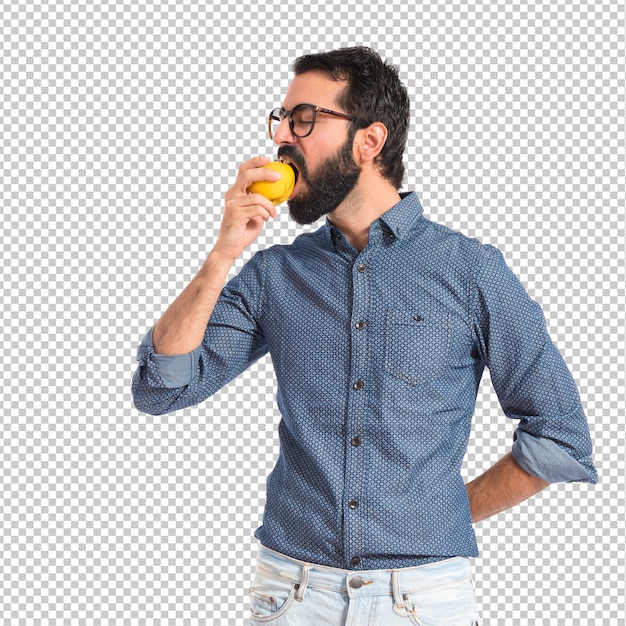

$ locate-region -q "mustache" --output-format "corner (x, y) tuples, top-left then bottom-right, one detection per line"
(277, 146), (306, 174)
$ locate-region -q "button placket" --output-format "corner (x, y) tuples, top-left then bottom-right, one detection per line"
(343, 254), (372, 569)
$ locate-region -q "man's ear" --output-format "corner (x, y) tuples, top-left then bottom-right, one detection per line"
(353, 122), (388, 165)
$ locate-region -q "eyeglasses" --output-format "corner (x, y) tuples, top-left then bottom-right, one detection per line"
(268, 104), (355, 140)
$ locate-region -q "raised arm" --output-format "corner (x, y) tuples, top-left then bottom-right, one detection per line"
(132, 157), (284, 415)
(152, 156), (281, 355)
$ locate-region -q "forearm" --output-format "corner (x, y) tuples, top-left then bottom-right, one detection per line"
(152, 250), (234, 355)
(151, 157), (281, 355)
(466, 451), (549, 523)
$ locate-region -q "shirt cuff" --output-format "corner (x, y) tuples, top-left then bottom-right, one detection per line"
(512, 429), (595, 484)
(137, 327), (202, 389)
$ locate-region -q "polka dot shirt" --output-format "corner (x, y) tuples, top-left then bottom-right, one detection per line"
(132, 192), (597, 570)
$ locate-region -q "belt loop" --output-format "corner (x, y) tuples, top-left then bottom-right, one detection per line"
(296, 564), (310, 602)
(391, 570), (403, 609)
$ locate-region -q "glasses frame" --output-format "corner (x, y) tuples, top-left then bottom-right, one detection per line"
(268, 104), (355, 140)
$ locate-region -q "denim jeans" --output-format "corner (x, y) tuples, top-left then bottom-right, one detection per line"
(249, 545), (480, 626)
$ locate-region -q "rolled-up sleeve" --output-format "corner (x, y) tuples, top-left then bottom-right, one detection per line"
(132, 251), (269, 415)
(137, 327), (203, 388)
(472, 247), (598, 484)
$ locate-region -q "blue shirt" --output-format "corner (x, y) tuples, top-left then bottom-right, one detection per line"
(132, 192), (597, 570)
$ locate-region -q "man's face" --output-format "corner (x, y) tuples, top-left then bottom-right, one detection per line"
(272, 72), (362, 225)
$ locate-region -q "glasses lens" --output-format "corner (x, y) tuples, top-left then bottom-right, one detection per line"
(290, 104), (316, 138)
(269, 108), (283, 139)
(268, 105), (317, 139)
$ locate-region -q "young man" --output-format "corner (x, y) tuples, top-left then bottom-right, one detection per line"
(132, 47), (597, 625)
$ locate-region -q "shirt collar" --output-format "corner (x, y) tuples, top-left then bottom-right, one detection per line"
(379, 191), (424, 239)
(325, 191), (424, 252)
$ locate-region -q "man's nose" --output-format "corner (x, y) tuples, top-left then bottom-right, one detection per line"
(272, 117), (296, 145)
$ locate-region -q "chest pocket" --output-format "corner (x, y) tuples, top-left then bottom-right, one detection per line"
(385, 309), (451, 385)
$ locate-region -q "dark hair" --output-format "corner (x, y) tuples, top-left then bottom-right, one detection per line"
(293, 46), (409, 189)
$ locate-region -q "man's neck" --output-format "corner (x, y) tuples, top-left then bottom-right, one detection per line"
(327, 178), (401, 252)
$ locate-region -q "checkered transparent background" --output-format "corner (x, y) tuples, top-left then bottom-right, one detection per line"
(1, 0), (624, 624)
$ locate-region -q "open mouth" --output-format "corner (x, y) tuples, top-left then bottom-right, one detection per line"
(279, 157), (299, 184)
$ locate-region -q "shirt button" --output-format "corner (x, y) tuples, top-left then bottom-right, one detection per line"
(355, 320), (365, 330)
(349, 499), (359, 509)
(351, 436), (362, 447)
(353, 380), (364, 390)
(357, 263), (367, 273)
(350, 556), (361, 568)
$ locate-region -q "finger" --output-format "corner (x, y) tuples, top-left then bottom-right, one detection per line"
(246, 193), (278, 218)
(234, 159), (283, 195)
(226, 181), (278, 213)
(226, 196), (276, 221)
(237, 155), (272, 176)
(232, 195), (277, 220)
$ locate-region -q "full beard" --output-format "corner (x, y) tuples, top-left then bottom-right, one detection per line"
(278, 137), (362, 226)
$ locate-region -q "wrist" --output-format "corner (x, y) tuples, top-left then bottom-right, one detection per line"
(204, 248), (236, 276)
